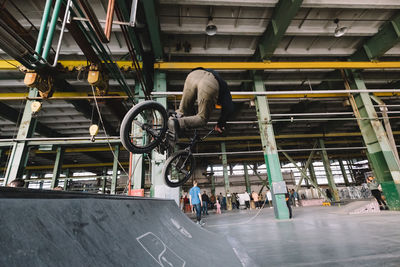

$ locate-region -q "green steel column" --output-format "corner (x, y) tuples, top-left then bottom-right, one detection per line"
(243, 163), (251, 194)
(150, 71), (167, 197)
(24, 170), (31, 188)
(253, 74), (289, 219)
(319, 139), (340, 202)
(221, 142), (232, 210)
(63, 169), (70, 190)
(34, 0), (53, 54)
(4, 89), (39, 185)
(339, 160), (350, 186)
(42, 0), (63, 60)
(4, 1), (58, 185)
(111, 145), (120, 194)
(102, 167), (107, 194)
(309, 163), (317, 185)
(346, 71), (400, 209)
(347, 160), (355, 183)
(50, 146), (64, 189)
(210, 165), (215, 196)
(365, 151), (377, 178)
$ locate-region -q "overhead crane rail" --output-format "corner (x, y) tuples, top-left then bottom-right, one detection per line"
(3, 60), (400, 71)
(153, 61), (400, 70)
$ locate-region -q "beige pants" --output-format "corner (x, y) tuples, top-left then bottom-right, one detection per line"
(177, 69), (219, 129)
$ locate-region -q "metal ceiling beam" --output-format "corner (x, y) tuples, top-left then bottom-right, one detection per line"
(54, 79), (118, 136)
(351, 12), (400, 61)
(0, 5), (36, 49)
(254, 0), (303, 60)
(161, 24), (377, 37)
(142, 0), (164, 59)
(158, 0), (400, 9)
(0, 102), (62, 137)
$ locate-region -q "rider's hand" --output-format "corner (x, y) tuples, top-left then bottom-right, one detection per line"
(214, 124), (224, 133)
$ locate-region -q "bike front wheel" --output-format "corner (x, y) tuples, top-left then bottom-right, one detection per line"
(120, 100), (168, 154)
(163, 150), (195, 187)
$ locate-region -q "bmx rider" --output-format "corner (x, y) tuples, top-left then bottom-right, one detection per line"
(168, 67), (234, 140)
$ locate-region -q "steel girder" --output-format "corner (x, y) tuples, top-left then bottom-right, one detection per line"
(141, 0), (163, 60)
(351, 12), (400, 61)
(319, 139), (340, 202)
(254, 0), (303, 60)
(50, 146), (64, 188)
(0, 102), (62, 137)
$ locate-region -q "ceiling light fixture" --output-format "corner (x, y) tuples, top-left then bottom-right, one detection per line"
(333, 18), (347, 38)
(205, 17), (217, 36)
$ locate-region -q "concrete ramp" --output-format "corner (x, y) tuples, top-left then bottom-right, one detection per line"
(0, 188), (242, 267)
(335, 200), (380, 215)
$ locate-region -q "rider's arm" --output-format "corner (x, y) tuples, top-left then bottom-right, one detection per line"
(217, 82), (234, 130)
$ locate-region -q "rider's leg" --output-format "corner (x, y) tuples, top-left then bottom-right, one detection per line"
(177, 71), (199, 117)
(177, 71), (218, 129)
(168, 71), (198, 141)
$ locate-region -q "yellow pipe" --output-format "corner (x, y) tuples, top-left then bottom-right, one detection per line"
(0, 91), (398, 101)
(3, 139), (367, 155)
(154, 61), (400, 70)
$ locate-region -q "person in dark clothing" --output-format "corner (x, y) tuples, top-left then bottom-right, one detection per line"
(201, 191), (210, 215)
(168, 68), (234, 140)
(325, 188), (333, 202)
(285, 191), (292, 219)
(367, 176), (389, 210)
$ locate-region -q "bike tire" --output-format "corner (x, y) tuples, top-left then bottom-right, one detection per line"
(163, 150), (195, 188)
(120, 100), (168, 154)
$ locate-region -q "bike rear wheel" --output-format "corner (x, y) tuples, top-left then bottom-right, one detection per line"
(120, 100), (168, 154)
(163, 150), (195, 187)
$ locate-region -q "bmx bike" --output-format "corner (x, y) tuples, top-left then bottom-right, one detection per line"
(120, 100), (213, 187)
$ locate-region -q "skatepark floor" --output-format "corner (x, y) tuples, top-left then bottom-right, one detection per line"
(196, 205), (400, 267)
